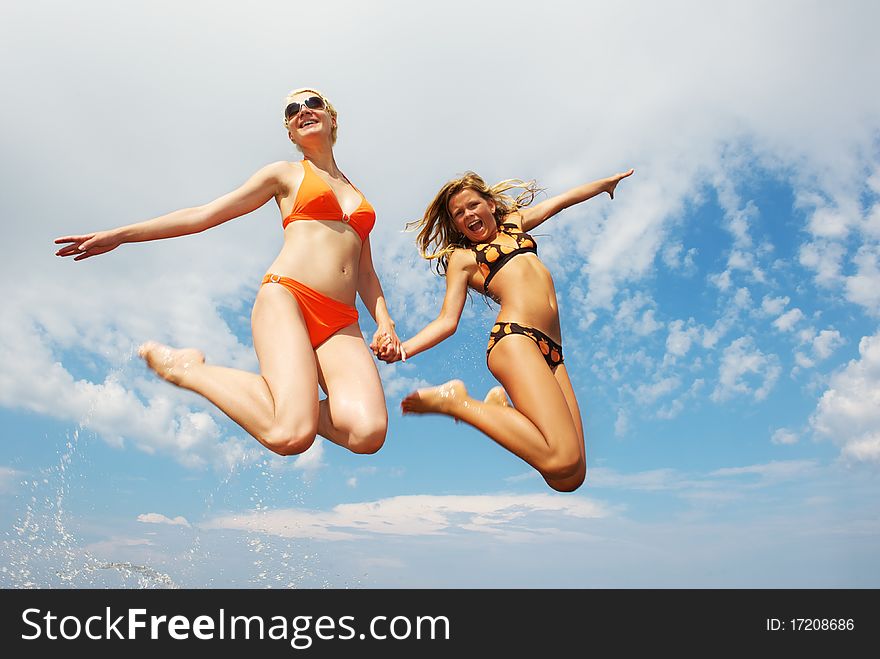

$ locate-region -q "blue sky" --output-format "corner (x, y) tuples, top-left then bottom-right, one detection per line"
(2, 0), (879, 588)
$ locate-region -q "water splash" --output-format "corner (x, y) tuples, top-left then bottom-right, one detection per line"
(244, 456), (323, 589)
(2, 424), (180, 588)
(95, 561), (177, 589)
(2, 349), (351, 589)
(2, 353), (180, 589)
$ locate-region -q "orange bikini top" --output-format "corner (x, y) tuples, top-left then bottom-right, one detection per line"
(282, 160), (376, 242)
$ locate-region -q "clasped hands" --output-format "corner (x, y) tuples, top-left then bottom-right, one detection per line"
(370, 325), (405, 363)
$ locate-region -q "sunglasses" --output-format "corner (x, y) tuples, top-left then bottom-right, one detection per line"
(284, 96), (325, 120)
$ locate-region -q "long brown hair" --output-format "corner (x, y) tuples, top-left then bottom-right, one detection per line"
(407, 172), (542, 275)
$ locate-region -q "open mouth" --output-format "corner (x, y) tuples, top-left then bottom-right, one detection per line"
(467, 219), (484, 232)
(300, 119), (318, 128)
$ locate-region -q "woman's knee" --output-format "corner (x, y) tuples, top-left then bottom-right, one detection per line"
(263, 421), (318, 456)
(546, 463), (587, 492)
(540, 445), (584, 483)
(345, 415), (388, 454)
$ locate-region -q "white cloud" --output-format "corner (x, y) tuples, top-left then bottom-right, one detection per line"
(869, 168), (880, 195)
(797, 327), (817, 344)
(662, 243), (697, 274)
(812, 329), (845, 360)
(665, 319), (700, 361)
(712, 337), (781, 402)
(794, 352), (815, 369)
(733, 288), (752, 310)
(503, 471), (541, 484)
(137, 513), (191, 527)
(656, 378), (704, 420)
(845, 246), (880, 315)
(810, 331), (880, 464)
(582, 460), (819, 494)
(577, 180), (677, 310)
(202, 494), (612, 541)
(864, 200), (880, 239)
(799, 241), (846, 288)
(728, 250), (763, 282)
(793, 328), (845, 371)
(771, 428), (799, 445)
(634, 310), (663, 336)
(375, 362), (432, 400)
(701, 310), (739, 350)
(772, 308), (805, 332)
(709, 269), (733, 292)
(807, 206), (851, 240)
(613, 292), (662, 335)
(587, 467), (687, 491)
(565, 3), (878, 312)
(838, 434), (880, 463)
(761, 295), (790, 316)
(632, 377), (681, 405)
(720, 196), (757, 248)
(709, 460), (818, 483)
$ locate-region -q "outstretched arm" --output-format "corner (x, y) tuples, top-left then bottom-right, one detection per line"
(54, 161), (290, 260)
(357, 237), (402, 360)
(519, 168), (634, 232)
(385, 251), (471, 363)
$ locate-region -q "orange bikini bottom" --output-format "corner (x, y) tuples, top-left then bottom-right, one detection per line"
(261, 273), (359, 348)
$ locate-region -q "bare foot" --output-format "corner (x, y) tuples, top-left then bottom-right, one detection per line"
(401, 379), (468, 415)
(138, 341), (205, 386)
(483, 386), (510, 408)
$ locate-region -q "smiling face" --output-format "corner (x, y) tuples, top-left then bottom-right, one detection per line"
(448, 187), (498, 243)
(284, 89), (337, 150)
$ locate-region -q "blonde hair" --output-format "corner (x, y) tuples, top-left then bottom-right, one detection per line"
(407, 172), (542, 275)
(283, 87), (338, 149)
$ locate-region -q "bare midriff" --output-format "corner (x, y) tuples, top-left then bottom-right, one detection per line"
(485, 254), (561, 343)
(266, 219), (363, 305)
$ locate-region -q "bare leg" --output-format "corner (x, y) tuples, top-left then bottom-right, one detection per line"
(402, 336), (585, 490)
(543, 365), (586, 491)
(313, 323), (388, 454)
(139, 284), (320, 456)
(139, 343), (278, 435)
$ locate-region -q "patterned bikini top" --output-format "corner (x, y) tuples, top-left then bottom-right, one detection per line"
(282, 160), (376, 242)
(470, 222), (538, 293)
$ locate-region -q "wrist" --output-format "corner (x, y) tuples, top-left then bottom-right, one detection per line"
(114, 226), (133, 244)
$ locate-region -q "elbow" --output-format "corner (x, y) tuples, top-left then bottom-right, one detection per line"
(189, 206), (214, 233)
(440, 317), (459, 339)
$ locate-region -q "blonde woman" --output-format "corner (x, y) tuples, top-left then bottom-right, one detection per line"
(386, 168), (633, 491)
(55, 88), (401, 457)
